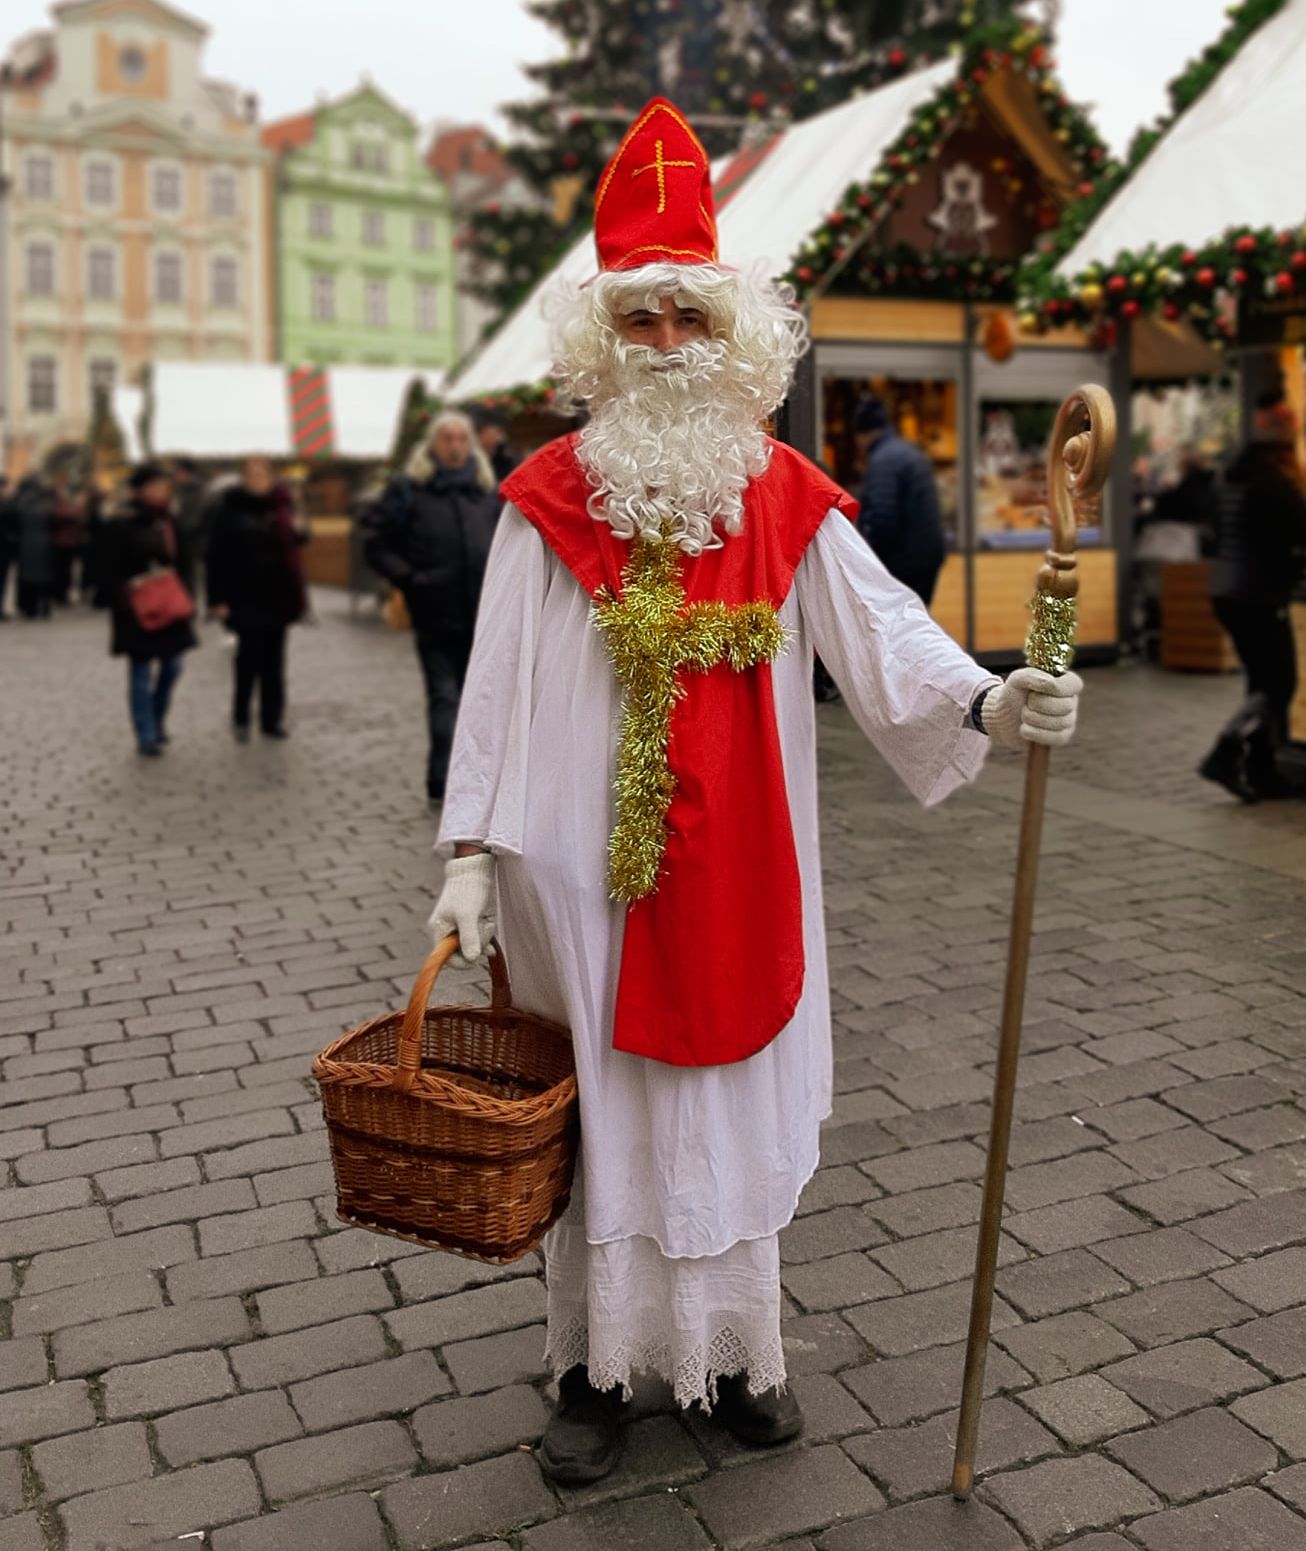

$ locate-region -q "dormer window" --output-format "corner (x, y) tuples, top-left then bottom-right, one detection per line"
(119, 45), (147, 83)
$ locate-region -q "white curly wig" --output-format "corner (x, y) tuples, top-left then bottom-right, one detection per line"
(543, 261), (808, 554)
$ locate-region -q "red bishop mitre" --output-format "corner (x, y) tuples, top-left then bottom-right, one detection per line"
(593, 98), (718, 272)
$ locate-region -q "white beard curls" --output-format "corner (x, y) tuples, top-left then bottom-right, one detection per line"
(576, 337), (772, 556)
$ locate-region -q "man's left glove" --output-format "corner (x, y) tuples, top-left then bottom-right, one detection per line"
(427, 852), (496, 964)
(979, 667), (1083, 749)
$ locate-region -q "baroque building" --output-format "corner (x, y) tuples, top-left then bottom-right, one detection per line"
(263, 82), (457, 374)
(1, 0), (273, 466)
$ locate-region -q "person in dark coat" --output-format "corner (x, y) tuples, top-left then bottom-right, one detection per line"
(364, 410), (499, 802)
(170, 457), (209, 596)
(12, 473), (56, 619)
(205, 456), (309, 741)
(0, 476), (13, 620)
(1200, 392), (1306, 801)
(100, 464), (197, 756)
(50, 470), (89, 605)
(852, 394), (946, 605)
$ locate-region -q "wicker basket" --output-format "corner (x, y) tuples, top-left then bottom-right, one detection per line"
(313, 936), (578, 1263)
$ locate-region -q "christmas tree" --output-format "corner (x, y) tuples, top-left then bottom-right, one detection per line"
(464, 0), (1030, 323)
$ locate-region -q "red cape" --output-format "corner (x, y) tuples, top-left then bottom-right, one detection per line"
(502, 434), (856, 1066)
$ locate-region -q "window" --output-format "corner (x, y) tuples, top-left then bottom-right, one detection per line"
(311, 272), (336, 323)
(152, 164), (182, 212)
(119, 45), (147, 82)
(27, 356), (57, 414)
(309, 202), (333, 238)
(415, 282), (437, 332)
(24, 153), (55, 201)
(414, 217), (435, 253)
(350, 142), (367, 171)
(89, 358), (117, 401)
(25, 242), (55, 297)
(208, 169), (237, 218)
(87, 245), (116, 301)
(372, 144), (389, 174)
(364, 278), (388, 328)
(85, 158), (115, 207)
(154, 251), (184, 304)
(210, 255), (239, 307)
(362, 209), (384, 247)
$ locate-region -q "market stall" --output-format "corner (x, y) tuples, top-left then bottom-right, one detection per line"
(125, 361), (444, 597)
(1023, 0), (1306, 706)
(451, 29), (1124, 663)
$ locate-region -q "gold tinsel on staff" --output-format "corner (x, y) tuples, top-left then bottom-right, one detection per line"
(593, 534), (787, 903)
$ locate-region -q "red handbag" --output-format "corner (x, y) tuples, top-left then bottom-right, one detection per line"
(128, 519), (195, 633)
(129, 567), (195, 632)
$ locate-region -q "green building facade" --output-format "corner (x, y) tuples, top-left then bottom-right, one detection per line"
(264, 84), (457, 372)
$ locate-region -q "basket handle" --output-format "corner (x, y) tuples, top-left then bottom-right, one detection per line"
(394, 935), (513, 1091)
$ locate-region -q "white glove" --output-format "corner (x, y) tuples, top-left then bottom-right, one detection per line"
(980, 668), (1083, 749)
(427, 852), (496, 964)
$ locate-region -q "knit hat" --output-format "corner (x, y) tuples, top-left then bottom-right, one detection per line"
(852, 395), (891, 435)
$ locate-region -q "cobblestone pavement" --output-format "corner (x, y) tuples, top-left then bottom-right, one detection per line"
(4, 593), (1306, 1551)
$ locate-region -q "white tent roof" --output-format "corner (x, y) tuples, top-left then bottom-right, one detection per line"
(151, 362), (293, 457)
(111, 385), (145, 463)
(451, 59), (955, 399)
(1059, 0), (1306, 275)
(147, 361), (445, 459)
(326, 365), (445, 458)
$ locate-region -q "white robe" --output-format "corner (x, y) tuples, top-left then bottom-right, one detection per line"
(439, 501), (994, 1405)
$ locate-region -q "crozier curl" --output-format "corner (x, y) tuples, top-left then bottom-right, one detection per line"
(543, 262), (809, 554)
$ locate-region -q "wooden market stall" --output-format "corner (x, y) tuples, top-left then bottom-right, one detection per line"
(136, 361), (444, 599)
(1033, 0), (1306, 728)
(450, 32), (1126, 664)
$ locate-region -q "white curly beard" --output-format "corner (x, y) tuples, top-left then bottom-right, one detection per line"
(576, 337), (771, 556)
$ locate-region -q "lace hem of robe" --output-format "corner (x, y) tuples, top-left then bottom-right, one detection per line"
(544, 1303), (788, 1412)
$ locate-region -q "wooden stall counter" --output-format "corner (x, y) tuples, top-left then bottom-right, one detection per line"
(930, 548), (1118, 659)
(1159, 561), (1239, 672)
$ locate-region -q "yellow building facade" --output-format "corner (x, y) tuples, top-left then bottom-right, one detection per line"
(2, 0), (273, 471)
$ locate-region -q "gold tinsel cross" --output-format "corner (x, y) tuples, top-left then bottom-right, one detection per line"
(593, 534), (787, 903)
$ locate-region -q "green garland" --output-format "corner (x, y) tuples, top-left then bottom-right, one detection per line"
(783, 21), (1113, 301)
(1016, 0), (1293, 340)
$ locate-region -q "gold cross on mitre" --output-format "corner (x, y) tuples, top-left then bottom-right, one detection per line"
(593, 535), (787, 903)
(630, 138), (699, 215)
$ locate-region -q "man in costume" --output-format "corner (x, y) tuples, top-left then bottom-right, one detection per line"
(429, 98), (1082, 1483)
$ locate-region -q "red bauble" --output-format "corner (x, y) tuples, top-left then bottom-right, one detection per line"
(1120, 299), (1141, 318)
(827, 210), (845, 227)
(1195, 267), (1216, 288)
(1292, 251), (1306, 271)
(971, 67), (987, 84)
(749, 91), (768, 110)
(1180, 250), (1198, 267)
(796, 265), (814, 283)
(1162, 301), (1181, 321)
(1232, 268), (1248, 287)
(561, 152), (579, 170)
(1106, 275), (1127, 294)
(1234, 234), (1258, 255)
(1042, 298), (1060, 316)
(1037, 206), (1058, 230)
(856, 192), (872, 210)
(1276, 271), (1295, 294)
(1076, 181), (1094, 198)
(888, 48), (906, 68)
(1030, 44), (1047, 66)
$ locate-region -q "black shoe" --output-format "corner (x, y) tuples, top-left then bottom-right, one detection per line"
(155, 732), (170, 746)
(261, 726), (289, 739)
(137, 742), (163, 758)
(1198, 738), (1259, 804)
(233, 723), (251, 744)
(712, 1373), (803, 1447)
(537, 1365), (628, 1484)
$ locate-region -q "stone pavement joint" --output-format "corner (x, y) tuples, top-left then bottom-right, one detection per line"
(4, 600), (1306, 1546)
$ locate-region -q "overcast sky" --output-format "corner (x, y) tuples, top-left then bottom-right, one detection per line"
(6, 0), (1232, 155)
